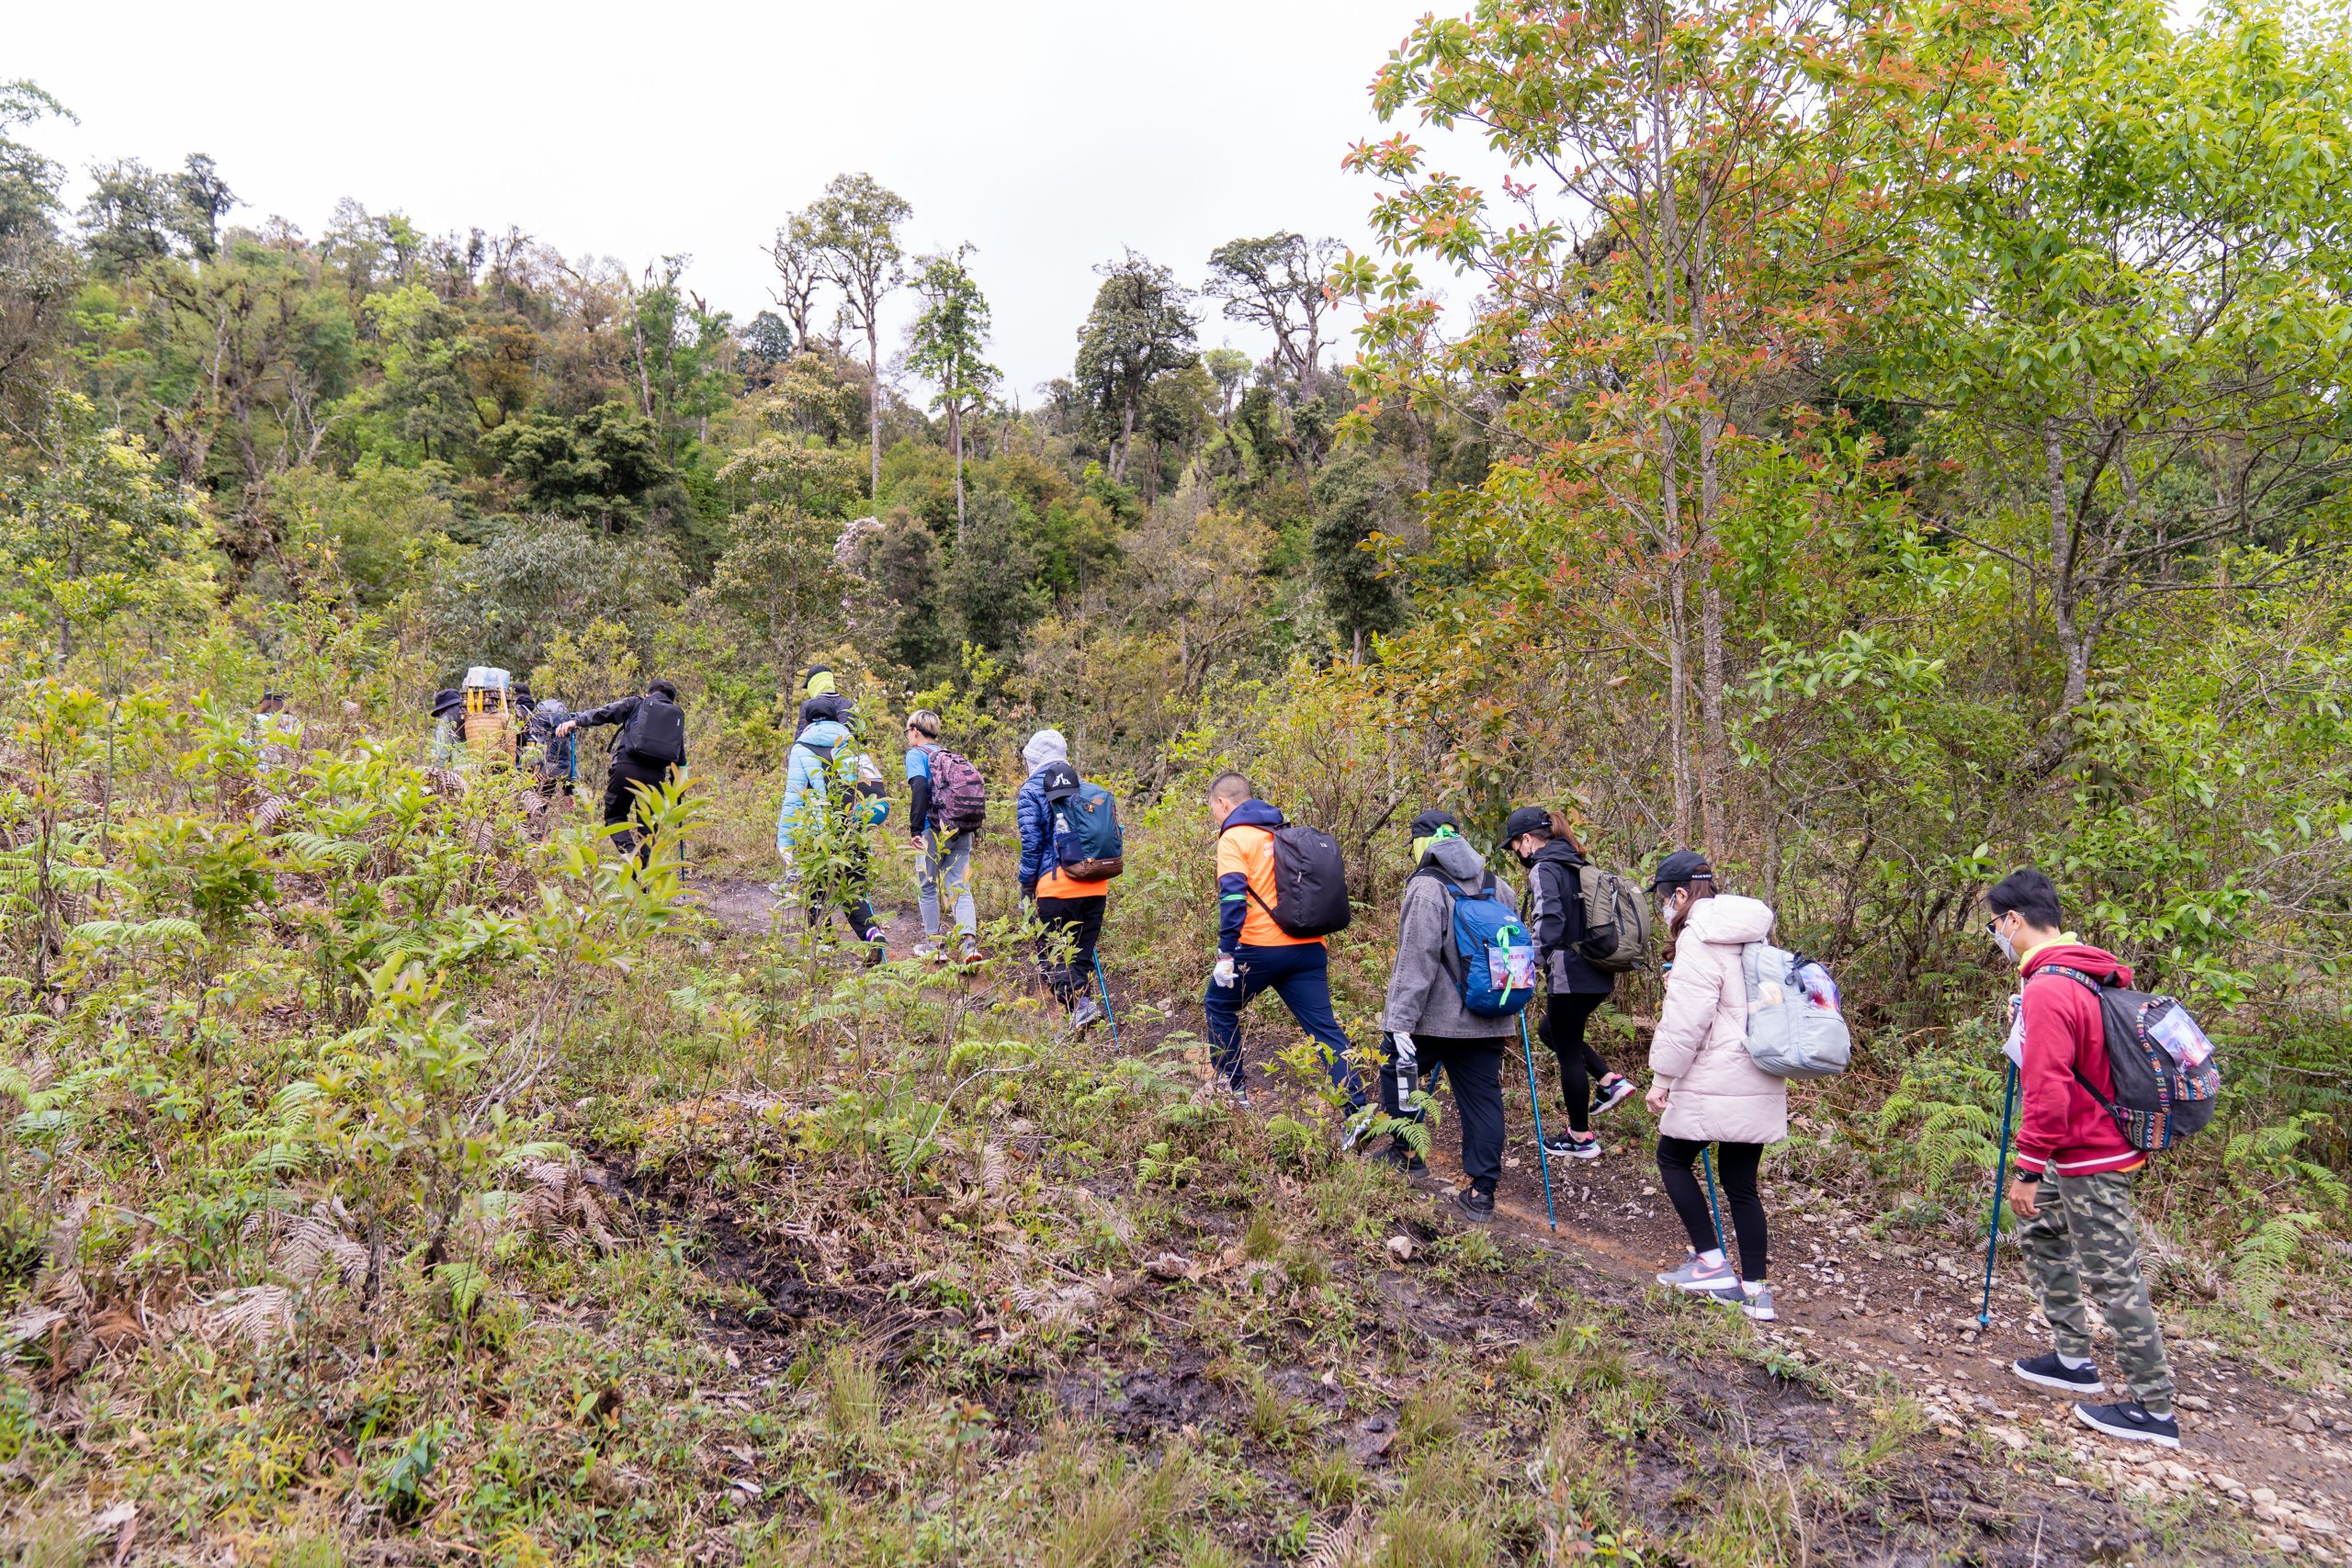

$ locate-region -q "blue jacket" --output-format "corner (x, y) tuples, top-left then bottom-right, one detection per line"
(1014, 761), (1080, 896)
(775, 719), (866, 857)
(1216, 798), (1288, 953)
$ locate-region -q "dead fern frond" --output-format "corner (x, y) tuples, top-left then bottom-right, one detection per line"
(483, 1160), (619, 1255)
(980, 1141), (1010, 1200)
(274, 1214), (370, 1289)
(205, 1285), (297, 1349)
(1303, 1506), (1377, 1568)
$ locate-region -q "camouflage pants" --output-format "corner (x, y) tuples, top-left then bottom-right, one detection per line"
(2017, 1168), (2175, 1415)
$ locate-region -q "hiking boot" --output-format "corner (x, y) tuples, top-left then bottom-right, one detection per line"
(1070, 996), (1103, 1030)
(1590, 1075), (1635, 1117)
(862, 936), (886, 968)
(1220, 1081), (1252, 1112)
(1542, 1130), (1601, 1161)
(1656, 1254), (1738, 1293)
(1740, 1282), (1776, 1322)
(1452, 1187), (1496, 1224)
(2073, 1400), (2180, 1449)
(2013, 1352), (2105, 1397)
(1377, 1140), (1426, 1174)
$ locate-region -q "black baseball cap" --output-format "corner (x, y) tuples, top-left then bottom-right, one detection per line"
(1498, 805), (1553, 846)
(1407, 809), (1459, 840)
(1647, 850), (1714, 891)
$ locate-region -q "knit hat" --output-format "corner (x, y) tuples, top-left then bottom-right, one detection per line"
(1022, 728), (1069, 772)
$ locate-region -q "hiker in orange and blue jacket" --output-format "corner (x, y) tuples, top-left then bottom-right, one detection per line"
(1203, 770), (1365, 1113)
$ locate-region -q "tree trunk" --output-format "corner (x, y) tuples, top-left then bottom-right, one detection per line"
(1697, 400), (1727, 852)
(1648, 4), (1695, 847)
(2026, 416), (2091, 777)
(865, 317), (882, 498)
(1112, 397), (1136, 483)
(952, 397), (967, 542)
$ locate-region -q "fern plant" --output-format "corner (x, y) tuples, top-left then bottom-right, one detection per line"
(2231, 1212), (2319, 1318)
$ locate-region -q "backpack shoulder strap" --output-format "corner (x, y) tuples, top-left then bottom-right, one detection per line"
(2030, 966), (2128, 1115)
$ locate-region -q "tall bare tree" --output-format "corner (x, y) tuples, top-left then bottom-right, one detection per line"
(807, 174), (910, 498)
(1204, 232), (1345, 399)
(765, 209), (823, 355)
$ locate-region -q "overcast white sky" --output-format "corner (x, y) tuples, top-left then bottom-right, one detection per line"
(9, 0), (1494, 399)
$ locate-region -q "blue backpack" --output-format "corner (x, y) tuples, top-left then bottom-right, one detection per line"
(1427, 871), (1538, 1018)
(1050, 779), (1125, 881)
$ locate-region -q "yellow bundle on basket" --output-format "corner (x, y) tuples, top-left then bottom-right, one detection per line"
(462, 682), (514, 766)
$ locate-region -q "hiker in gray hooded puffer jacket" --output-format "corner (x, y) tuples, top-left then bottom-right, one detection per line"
(1375, 818), (1517, 1224)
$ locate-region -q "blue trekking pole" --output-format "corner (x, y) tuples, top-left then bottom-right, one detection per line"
(1980, 1060), (2019, 1327)
(1515, 1015), (1558, 1232)
(1701, 1147), (1728, 1267)
(1090, 952), (1121, 1049)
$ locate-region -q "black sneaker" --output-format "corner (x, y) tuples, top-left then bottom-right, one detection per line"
(1452, 1188), (1496, 1224)
(1377, 1140), (1426, 1173)
(1590, 1076), (1636, 1116)
(2074, 1400), (2180, 1449)
(1541, 1131), (1601, 1161)
(2012, 1352), (2105, 1397)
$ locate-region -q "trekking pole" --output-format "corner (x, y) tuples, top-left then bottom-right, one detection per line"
(1516, 1014), (1558, 1232)
(1701, 1146), (1728, 1267)
(1091, 952), (1121, 1049)
(1979, 1060), (2019, 1328)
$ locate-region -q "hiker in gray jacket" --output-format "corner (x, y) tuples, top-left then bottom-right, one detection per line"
(1374, 810), (1516, 1224)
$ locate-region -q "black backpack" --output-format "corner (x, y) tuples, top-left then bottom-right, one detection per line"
(620, 697), (686, 765)
(2041, 966), (2223, 1152)
(1245, 824), (1351, 938)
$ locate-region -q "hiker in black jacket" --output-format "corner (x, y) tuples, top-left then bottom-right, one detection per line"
(559, 679), (688, 863)
(1502, 806), (1634, 1161)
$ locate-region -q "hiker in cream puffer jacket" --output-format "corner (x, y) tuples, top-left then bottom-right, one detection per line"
(1642, 851), (1784, 1321)
(1648, 888), (1787, 1146)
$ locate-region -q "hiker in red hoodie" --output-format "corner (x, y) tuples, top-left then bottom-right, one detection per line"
(1985, 868), (2179, 1449)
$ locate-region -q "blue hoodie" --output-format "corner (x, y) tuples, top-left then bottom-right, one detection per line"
(775, 719), (867, 857)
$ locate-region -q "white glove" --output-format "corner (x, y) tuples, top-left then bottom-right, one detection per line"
(1212, 955), (1238, 988)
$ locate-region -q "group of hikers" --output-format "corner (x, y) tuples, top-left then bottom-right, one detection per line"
(543, 669), (2201, 1452)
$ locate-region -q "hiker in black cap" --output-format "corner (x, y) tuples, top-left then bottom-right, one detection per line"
(1500, 806), (1636, 1162)
(559, 679), (689, 864)
(1644, 850), (1784, 1323)
(426, 688), (464, 767)
(1376, 808), (1517, 1224)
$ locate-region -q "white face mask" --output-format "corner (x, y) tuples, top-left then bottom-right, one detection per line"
(1659, 894), (1681, 928)
(1991, 921), (2018, 963)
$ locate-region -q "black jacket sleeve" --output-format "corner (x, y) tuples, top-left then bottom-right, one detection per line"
(1532, 858), (1589, 961)
(908, 773), (933, 834)
(571, 695), (639, 730)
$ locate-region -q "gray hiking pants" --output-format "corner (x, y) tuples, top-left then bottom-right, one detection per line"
(916, 828), (976, 938)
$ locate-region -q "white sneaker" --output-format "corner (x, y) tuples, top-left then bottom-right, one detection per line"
(1656, 1254), (1738, 1293)
(912, 939), (942, 961)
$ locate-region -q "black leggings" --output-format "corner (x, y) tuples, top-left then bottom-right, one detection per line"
(1542, 992), (1612, 1133)
(1657, 1136), (1767, 1280)
(805, 843), (879, 945)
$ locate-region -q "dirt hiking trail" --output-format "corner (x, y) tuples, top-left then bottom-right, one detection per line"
(682, 875), (2352, 1561)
